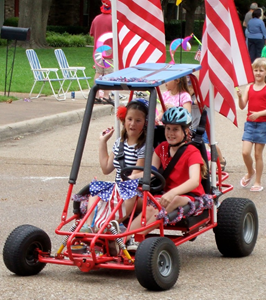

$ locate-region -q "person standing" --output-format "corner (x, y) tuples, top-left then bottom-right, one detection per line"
(237, 57), (266, 192)
(243, 3), (258, 28)
(90, 0), (114, 105)
(247, 8), (266, 63)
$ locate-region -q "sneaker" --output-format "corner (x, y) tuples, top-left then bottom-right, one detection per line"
(134, 91), (147, 97)
(109, 92), (127, 100)
(126, 236), (139, 251)
(119, 94), (127, 100)
(80, 224), (93, 233)
(108, 220), (120, 256)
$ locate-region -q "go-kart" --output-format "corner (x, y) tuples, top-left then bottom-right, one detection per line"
(3, 63), (258, 291)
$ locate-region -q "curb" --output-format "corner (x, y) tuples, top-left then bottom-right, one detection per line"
(0, 105), (114, 141)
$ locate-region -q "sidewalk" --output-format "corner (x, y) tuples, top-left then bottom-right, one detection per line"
(0, 90), (116, 141)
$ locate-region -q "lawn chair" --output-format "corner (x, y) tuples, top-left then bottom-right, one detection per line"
(54, 49), (91, 99)
(26, 49), (66, 101)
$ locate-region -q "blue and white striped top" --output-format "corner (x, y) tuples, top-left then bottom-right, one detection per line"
(112, 137), (145, 182)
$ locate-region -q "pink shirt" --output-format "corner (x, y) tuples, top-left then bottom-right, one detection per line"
(162, 90), (192, 107)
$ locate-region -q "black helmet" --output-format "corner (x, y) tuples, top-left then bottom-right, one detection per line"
(162, 107), (192, 127)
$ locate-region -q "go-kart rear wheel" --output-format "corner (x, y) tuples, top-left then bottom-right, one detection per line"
(3, 224), (51, 276)
(135, 237), (180, 291)
(214, 197), (258, 257)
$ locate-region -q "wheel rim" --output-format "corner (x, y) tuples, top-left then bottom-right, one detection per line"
(25, 242), (43, 266)
(243, 212), (255, 244)
(157, 250), (172, 277)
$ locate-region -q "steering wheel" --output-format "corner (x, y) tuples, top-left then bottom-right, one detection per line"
(121, 166), (166, 194)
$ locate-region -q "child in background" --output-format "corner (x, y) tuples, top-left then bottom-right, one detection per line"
(237, 57), (266, 192)
(157, 76), (192, 121)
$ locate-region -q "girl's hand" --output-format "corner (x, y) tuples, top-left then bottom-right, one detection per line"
(160, 190), (175, 208)
(249, 111), (260, 121)
(236, 89), (242, 98)
(100, 126), (114, 141)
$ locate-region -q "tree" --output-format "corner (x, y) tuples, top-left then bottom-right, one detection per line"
(18, 0), (52, 48)
(182, 0), (203, 37)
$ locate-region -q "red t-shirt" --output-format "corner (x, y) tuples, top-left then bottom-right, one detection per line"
(89, 13), (113, 58)
(155, 142), (205, 196)
(247, 84), (266, 122)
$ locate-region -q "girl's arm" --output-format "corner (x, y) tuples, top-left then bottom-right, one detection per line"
(160, 164), (201, 207)
(249, 109), (266, 120)
(183, 102), (192, 113)
(237, 85), (249, 110)
(129, 152), (161, 179)
(99, 128), (115, 175)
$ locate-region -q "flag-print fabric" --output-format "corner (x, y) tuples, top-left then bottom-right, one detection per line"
(90, 179), (140, 229)
(117, 0), (166, 69)
(199, 0), (254, 126)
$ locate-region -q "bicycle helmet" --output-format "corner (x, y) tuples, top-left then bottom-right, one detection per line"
(162, 106), (192, 127)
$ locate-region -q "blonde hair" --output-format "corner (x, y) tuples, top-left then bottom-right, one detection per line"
(252, 57), (266, 70)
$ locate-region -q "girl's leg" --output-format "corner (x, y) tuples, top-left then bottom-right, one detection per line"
(127, 205), (158, 240)
(242, 140), (255, 176)
(253, 143), (265, 187)
(87, 195), (99, 226)
(118, 196), (138, 223)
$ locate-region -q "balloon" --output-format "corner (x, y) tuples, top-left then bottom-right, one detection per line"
(182, 35), (192, 51)
(169, 35), (192, 64)
(94, 32), (113, 68)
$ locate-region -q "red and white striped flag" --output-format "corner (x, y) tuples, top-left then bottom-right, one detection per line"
(199, 0), (254, 126)
(116, 0), (166, 69)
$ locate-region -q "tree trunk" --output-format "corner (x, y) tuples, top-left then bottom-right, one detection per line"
(182, 0), (201, 37)
(18, 0), (52, 48)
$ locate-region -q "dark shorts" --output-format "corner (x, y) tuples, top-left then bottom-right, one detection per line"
(242, 121), (266, 144)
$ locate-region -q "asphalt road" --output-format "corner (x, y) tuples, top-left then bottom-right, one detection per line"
(0, 111), (265, 300)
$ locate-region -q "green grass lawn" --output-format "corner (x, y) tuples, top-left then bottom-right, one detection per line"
(0, 45), (200, 96)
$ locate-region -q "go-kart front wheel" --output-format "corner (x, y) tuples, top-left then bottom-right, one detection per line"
(135, 237), (180, 291)
(214, 197), (258, 257)
(3, 224), (51, 276)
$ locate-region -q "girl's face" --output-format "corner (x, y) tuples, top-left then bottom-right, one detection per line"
(253, 66), (266, 82)
(165, 79), (179, 92)
(124, 108), (146, 139)
(164, 124), (184, 145)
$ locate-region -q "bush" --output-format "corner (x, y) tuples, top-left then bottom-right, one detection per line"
(0, 38), (7, 46)
(46, 32), (87, 47)
(3, 17), (19, 27)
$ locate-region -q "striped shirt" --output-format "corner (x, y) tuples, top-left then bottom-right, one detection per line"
(112, 138), (145, 182)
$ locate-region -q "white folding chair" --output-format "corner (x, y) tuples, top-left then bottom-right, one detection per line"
(26, 49), (66, 101)
(54, 49), (91, 99)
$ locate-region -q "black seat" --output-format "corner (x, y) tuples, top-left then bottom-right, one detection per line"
(153, 125), (166, 148)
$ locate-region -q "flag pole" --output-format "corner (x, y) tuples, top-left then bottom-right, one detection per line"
(209, 82), (217, 221)
(111, 0), (120, 138)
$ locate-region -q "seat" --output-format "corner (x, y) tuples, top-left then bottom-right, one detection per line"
(26, 49), (66, 101)
(54, 49), (91, 99)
